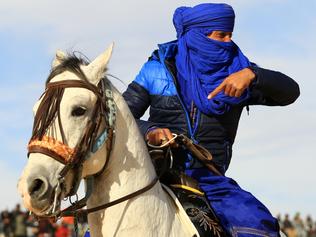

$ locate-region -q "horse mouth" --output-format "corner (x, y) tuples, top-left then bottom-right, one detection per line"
(41, 181), (66, 217)
(22, 180), (64, 218)
(18, 178), (54, 216)
(31, 189), (62, 217)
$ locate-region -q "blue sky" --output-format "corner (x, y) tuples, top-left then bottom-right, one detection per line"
(0, 0), (315, 219)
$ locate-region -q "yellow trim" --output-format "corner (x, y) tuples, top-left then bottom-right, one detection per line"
(170, 184), (204, 196)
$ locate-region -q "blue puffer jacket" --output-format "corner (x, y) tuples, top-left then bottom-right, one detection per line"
(122, 40), (300, 173)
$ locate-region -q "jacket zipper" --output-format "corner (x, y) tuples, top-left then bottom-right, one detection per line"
(162, 58), (196, 141)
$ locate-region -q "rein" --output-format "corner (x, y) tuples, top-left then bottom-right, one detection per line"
(59, 176), (159, 218)
(148, 134), (223, 176)
(175, 134), (223, 176)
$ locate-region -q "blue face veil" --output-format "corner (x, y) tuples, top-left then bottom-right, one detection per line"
(173, 3), (251, 115)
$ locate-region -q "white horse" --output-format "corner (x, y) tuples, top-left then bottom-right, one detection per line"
(18, 44), (199, 237)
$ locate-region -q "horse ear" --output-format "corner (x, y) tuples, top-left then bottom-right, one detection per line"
(85, 43), (114, 85)
(52, 50), (67, 68)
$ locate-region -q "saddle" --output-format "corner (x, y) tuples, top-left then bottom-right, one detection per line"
(168, 185), (225, 237)
(148, 135), (226, 237)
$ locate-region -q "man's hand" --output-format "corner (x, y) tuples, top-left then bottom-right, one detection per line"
(207, 68), (256, 99)
(146, 128), (176, 147)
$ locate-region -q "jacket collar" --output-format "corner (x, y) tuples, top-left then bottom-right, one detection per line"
(157, 40), (178, 60)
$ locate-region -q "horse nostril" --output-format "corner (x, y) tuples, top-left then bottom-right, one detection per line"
(26, 175), (54, 211)
(28, 178), (47, 198)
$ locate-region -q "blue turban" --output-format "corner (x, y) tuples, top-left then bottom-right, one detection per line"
(173, 3), (251, 115)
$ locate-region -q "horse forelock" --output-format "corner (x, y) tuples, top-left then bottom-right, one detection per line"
(46, 53), (88, 85)
(46, 53), (108, 85)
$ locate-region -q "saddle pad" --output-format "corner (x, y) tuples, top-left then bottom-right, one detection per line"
(162, 184), (200, 237)
(163, 184), (225, 237)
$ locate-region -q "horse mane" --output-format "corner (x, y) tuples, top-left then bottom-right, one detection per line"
(46, 53), (91, 85)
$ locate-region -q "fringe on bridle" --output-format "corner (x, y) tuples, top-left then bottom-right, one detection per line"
(32, 86), (65, 142)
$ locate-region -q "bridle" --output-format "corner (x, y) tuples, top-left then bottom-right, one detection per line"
(28, 76), (116, 215)
(27, 75), (158, 219)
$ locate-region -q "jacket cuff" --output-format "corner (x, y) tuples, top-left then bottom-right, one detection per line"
(248, 65), (259, 87)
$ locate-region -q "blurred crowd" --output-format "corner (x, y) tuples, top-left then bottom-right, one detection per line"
(0, 204), (87, 237)
(278, 213), (316, 237)
(1, 204), (316, 237)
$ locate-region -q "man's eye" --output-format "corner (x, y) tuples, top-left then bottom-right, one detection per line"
(71, 106), (87, 117)
(218, 33), (226, 38)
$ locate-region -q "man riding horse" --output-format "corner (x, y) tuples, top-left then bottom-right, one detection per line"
(123, 3), (300, 236)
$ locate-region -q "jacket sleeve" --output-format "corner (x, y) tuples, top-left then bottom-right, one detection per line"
(122, 63), (157, 136)
(247, 66), (300, 106)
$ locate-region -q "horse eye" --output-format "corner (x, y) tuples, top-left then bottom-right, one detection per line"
(71, 106), (87, 117)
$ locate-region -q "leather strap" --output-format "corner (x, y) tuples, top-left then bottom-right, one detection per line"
(176, 135), (223, 176)
(59, 176), (159, 218)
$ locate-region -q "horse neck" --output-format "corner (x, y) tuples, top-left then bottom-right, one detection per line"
(88, 86), (157, 205)
(86, 86), (191, 236)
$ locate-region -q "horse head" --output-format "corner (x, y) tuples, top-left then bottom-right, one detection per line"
(18, 44), (116, 217)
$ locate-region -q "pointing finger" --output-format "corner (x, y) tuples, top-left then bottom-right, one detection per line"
(207, 82), (226, 99)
